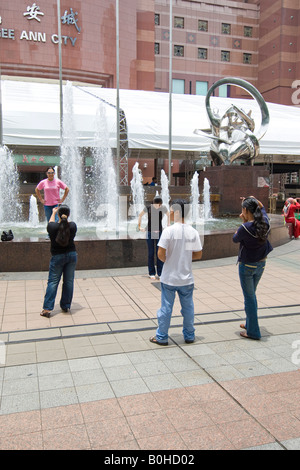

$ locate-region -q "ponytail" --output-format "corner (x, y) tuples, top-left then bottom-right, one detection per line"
(242, 198), (269, 243)
(55, 205), (71, 247)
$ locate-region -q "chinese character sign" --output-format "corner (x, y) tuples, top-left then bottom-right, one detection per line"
(23, 3), (44, 22)
(61, 8), (81, 33)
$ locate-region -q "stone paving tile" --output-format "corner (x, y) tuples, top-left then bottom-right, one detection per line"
(0, 242), (299, 448)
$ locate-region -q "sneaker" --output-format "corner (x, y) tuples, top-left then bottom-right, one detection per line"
(149, 275), (156, 280)
(185, 338), (195, 344)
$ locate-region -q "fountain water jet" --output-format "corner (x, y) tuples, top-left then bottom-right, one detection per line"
(160, 169), (170, 210)
(130, 162), (145, 218)
(92, 103), (118, 229)
(190, 172), (200, 224)
(60, 82), (85, 223)
(29, 195), (39, 227)
(203, 177), (212, 221)
(0, 145), (21, 223)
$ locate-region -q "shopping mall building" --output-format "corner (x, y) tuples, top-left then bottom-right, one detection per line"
(1, 0), (300, 191)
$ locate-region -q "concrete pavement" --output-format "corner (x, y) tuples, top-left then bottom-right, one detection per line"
(0, 240), (300, 450)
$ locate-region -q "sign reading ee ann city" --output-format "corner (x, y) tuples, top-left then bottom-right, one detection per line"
(0, 3), (81, 47)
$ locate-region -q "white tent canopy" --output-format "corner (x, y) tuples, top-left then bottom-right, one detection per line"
(2, 79), (300, 155)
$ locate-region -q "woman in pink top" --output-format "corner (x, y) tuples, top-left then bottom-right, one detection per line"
(35, 167), (69, 223)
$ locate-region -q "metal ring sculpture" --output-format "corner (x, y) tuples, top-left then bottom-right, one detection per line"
(202, 77), (270, 165)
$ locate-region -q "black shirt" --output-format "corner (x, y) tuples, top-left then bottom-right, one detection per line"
(47, 221), (77, 255)
(144, 205), (168, 233)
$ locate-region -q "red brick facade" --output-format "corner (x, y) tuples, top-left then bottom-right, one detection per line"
(1, 1), (300, 104)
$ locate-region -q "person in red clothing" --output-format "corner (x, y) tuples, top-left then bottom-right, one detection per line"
(283, 198), (300, 239)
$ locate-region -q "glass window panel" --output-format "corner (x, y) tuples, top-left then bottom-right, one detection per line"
(244, 26), (253, 37)
(198, 48), (208, 59)
(219, 84), (230, 97)
(222, 23), (231, 35)
(172, 79), (185, 94)
(174, 45), (184, 57)
(198, 20), (208, 32)
(174, 17), (184, 29)
(196, 81), (208, 96)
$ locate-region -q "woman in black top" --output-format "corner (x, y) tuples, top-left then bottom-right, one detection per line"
(41, 205), (77, 318)
(233, 197), (272, 340)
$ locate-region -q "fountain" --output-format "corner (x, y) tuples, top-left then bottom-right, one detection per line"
(0, 146), (21, 224)
(190, 172), (201, 225)
(160, 169), (170, 210)
(60, 82), (86, 223)
(130, 162), (145, 218)
(0, 82), (289, 271)
(92, 103), (118, 229)
(203, 177), (212, 221)
(29, 195), (39, 227)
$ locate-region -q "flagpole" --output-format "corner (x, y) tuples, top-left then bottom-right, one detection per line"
(57, 0), (63, 145)
(168, 0), (173, 184)
(0, 65), (3, 147)
(116, 0), (120, 186)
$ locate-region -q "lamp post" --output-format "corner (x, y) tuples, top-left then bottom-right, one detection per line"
(0, 65), (3, 147)
(116, 0), (120, 186)
(168, 0), (173, 184)
(57, 0), (63, 144)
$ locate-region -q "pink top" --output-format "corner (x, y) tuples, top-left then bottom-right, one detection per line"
(36, 178), (67, 206)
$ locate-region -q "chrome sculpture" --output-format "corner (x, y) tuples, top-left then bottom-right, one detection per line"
(194, 78), (270, 166)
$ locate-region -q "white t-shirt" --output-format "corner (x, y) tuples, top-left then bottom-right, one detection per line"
(158, 223), (202, 286)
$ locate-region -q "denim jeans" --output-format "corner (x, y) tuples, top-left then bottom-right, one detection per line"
(44, 205), (59, 223)
(146, 231), (164, 277)
(43, 251), (77, 311)
(156, 283), (195, 343)
(239, 260), (266, 339)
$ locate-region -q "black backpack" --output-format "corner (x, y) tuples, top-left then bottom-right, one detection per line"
(1, 230), (14, 242)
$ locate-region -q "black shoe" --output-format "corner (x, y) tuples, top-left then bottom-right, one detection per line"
(61, 306), (69, 313)
(185, 339), (195, 344)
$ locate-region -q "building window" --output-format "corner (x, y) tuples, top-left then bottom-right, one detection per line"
(219, 84), (230, 98)
(198, 20), (208, 32)
(222, 23), (231, 35)
(196, 81), (208, 96)
(243, 53), (252, 64)
(244, 26), (253, 38)
(221, 50), (230, 62)
(155, 43), (160, 55)
(198, 48), (208, 60)
(174, 17), (184, 29)
(172, 79), (185, 94)
(174, 45), (184, 57)
(154, 14), (160, 26)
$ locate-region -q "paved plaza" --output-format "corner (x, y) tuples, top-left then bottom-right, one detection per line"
(0, 240), (300, 450)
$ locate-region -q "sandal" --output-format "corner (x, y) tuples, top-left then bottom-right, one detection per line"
(149, 336), (168, 346)
(40, 310), (51, 318)
(240, 324), (246, 330)
(240, 331), (260, 340)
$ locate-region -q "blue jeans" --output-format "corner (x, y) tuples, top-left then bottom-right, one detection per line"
(239, 260), (266, 339)
(43, 252), (77, 311)
(146, 231), (164, 277)
(156, 283), (195, 343)
(44, 205), (59, 223)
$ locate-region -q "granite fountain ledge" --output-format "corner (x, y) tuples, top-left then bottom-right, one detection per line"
(0, 215), (289, 272)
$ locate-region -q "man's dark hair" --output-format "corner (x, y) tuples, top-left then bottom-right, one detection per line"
(171, 199), (190, 219)
(153, 196), (162, 204)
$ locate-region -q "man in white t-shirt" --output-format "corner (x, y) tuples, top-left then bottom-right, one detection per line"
(150, 199), (202, 346)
